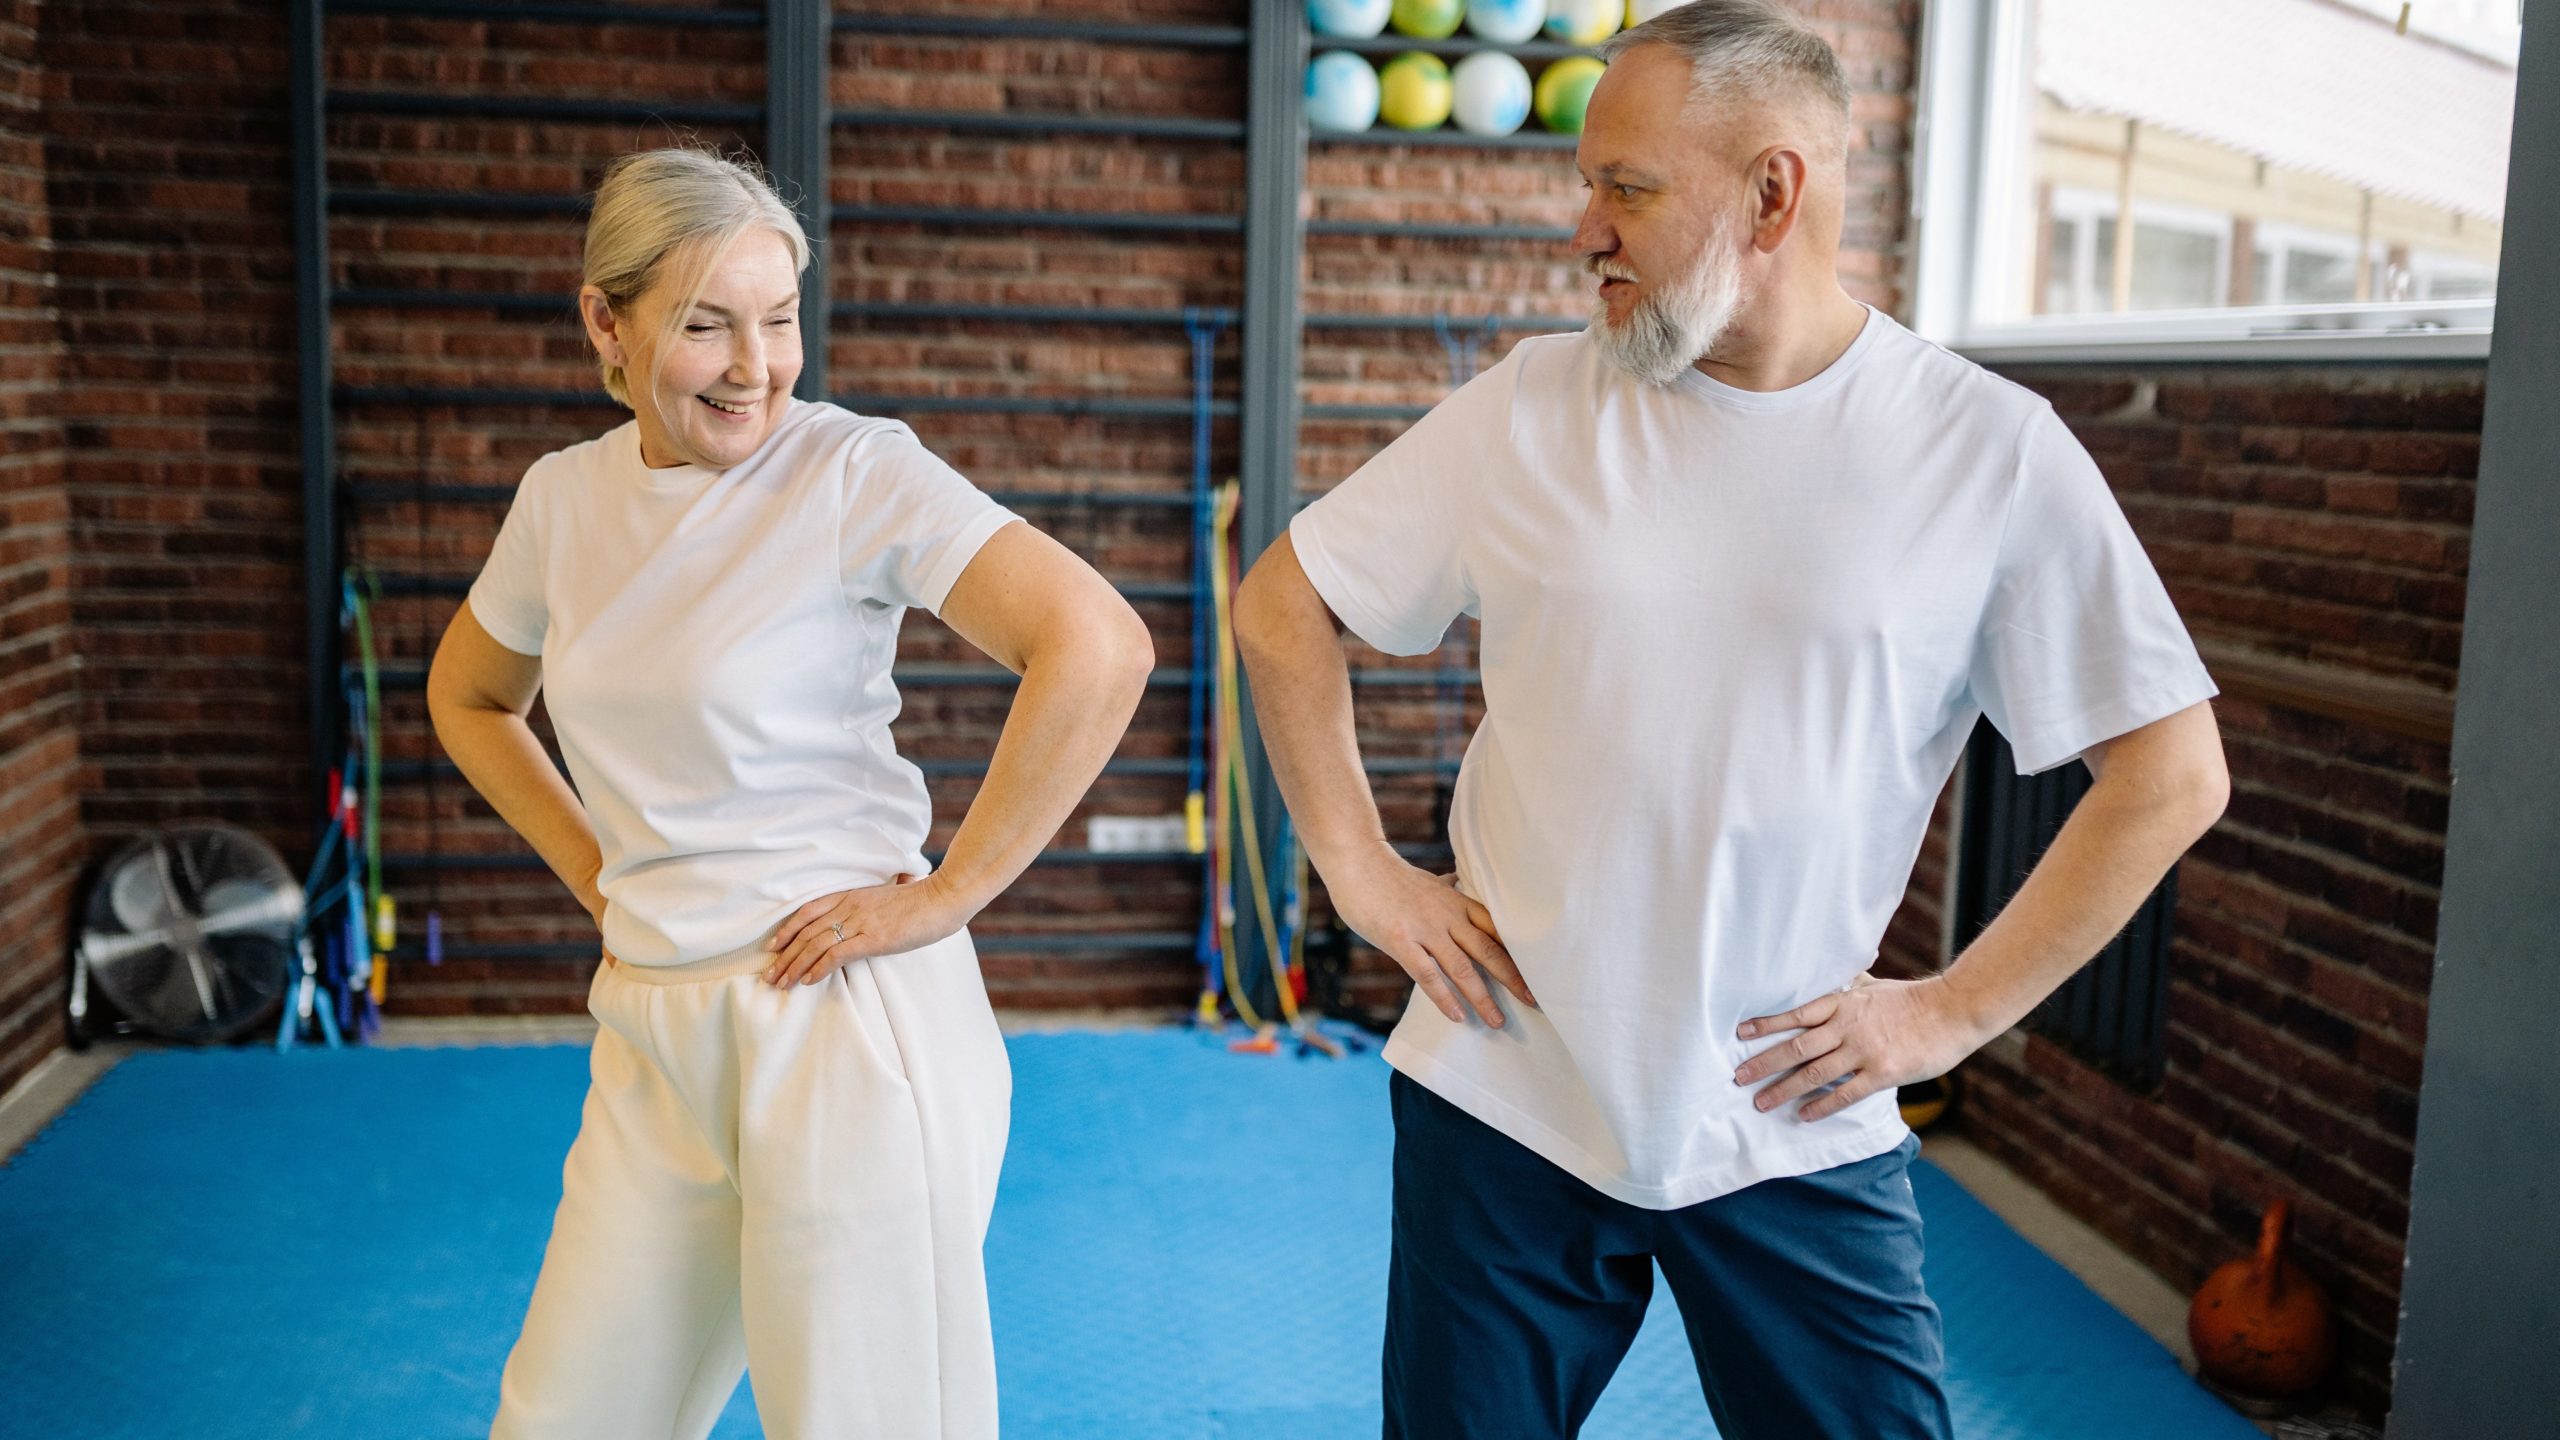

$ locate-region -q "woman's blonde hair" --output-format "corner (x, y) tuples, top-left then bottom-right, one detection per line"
(581, 147), (812, 409)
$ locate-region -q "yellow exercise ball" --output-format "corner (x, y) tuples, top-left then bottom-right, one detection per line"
(1378, 52), (1454, 131)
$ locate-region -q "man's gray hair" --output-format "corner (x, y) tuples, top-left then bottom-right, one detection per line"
(1601, 0), (1852, 132)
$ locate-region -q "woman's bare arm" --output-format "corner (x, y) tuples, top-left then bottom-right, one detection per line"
(425, 603), (609, 927)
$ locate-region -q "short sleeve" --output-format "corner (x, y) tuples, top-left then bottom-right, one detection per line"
(466, 463), (550, 656)
(1288, 357), (1502, 656)
(838, 422), (1021, 615)
(1969, 405), (2219, 775)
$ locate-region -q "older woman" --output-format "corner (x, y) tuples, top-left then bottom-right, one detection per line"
(427, 147), (1152, 1439)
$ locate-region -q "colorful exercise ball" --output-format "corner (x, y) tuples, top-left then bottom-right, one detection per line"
(1305, 51), (1382, 134)
(1626, 0), (1690, 24)
(1466, 0), (1549, 44)
(1378, 52), (1455, 130)
(1534, 55), (1607, 133)
(1390, 0), (1465, 39)
(1451, 52), (1533, 137)
(1309, 0), (1392, 38)
(1543, 0), (1622, 45)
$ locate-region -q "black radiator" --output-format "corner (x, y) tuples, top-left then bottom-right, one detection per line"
(1951, 720), (2178, 1090)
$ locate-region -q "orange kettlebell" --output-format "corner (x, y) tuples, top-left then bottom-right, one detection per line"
(2188, 1198), (2336, 1399)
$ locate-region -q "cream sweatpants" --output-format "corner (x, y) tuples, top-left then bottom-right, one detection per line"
(488, 929), (1011, 1440)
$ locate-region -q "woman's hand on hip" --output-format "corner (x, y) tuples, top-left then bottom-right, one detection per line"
(763, 872), (967, 988)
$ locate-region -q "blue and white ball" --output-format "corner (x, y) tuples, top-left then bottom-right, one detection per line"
(1309, 0), (1393, 39)
(1305, 50), (1383, 133)
(1450, 51), (1533, 137)
(1465, 0), (1548, 44)
(1544, 0), (1622, 45)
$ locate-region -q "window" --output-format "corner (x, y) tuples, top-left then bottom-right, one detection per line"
(1913, 0), (2520, 361)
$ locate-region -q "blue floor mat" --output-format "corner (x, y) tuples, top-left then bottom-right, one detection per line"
(0, 1032), (2256, 1438)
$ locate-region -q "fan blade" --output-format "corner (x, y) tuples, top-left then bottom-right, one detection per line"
(181, 943), (221, 1023)
(79, 890), (300, 967)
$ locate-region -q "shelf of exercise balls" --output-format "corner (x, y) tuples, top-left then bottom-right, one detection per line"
(1311, 126), (1581, 149)
(1316, 35), (1600, 62)
(325, 1), (758, 25)
(832, 14), (1248, 49)
(832, 109), (1243, 142)
(1308, 218), (1571, 241)
(326, 91), (764, 126)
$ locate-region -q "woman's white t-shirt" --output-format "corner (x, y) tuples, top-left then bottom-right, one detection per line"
(1290, 306), (2219, 1209)
(467, 398), (1020, 969)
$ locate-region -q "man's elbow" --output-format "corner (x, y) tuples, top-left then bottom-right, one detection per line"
(2183, 748), (2231, 839)
(2152, 740), (2231, 846)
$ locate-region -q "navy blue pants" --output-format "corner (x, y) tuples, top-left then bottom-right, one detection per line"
(1383, 1073), (1952, 1440)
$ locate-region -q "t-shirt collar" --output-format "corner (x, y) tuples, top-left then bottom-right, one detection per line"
(1668, 302), (1885, 412)
(624, 395), (806, 491)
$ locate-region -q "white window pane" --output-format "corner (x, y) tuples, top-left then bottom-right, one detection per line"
(1977, 0), (2516, 331)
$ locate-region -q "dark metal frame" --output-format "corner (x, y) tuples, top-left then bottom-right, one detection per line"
(1229, 0), (1311, 1017)
(292, 0), (338, 803)
(766, 0), (830, 401)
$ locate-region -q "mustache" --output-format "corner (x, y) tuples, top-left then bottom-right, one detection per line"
(1586, 258), (1640, 283)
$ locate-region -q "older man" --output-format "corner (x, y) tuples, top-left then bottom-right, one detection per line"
(1235, 3), (2229, 1436)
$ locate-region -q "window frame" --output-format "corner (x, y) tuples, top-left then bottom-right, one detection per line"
(1908, 0), (2500, 364)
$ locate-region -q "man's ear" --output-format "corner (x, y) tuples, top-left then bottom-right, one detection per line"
(1748, 144), (1810, 255)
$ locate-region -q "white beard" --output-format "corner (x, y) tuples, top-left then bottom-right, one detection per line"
(1587, 226), (1747, 387)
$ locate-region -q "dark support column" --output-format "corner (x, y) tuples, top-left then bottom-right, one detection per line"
(767, 0), (831, 401)
(2388, 10), (2558, 1433)
(292, 0), (338, 797)
(1234, 0), (1308, 1018)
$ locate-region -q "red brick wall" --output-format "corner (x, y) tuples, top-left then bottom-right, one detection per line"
(0, 0), (77, 1099)
(1877, 368), (2479, 1419)
(49, 1), (305, 852)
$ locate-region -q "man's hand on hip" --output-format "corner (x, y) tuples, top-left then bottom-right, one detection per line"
(1733, 973), (1987, 1122)
(1328, 848), (1535, 1028)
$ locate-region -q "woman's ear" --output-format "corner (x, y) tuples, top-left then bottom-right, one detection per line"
(577, 285), (624, 368)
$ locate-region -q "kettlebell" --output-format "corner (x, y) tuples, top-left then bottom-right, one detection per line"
(2189, 1198), (2336, 1399)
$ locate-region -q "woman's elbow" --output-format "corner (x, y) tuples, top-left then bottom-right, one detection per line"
(1087, 596), (1154, 703)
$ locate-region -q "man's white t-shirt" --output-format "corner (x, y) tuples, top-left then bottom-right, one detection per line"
(1290, 306), (2218, 1210)
(467, 398), (1019, 969)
